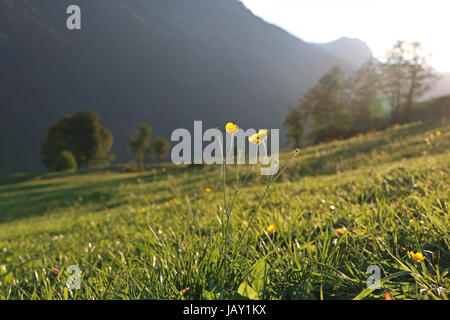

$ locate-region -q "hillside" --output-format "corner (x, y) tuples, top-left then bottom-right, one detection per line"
(316, 37), (373, 67)
(0, 120), (448, 299)
(0, 0), (368, 175)
(424, 72), (450, 100)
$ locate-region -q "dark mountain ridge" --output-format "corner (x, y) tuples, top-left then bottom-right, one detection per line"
(0, 0), (367, 174)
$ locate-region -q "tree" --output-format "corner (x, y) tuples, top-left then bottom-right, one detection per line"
(284, 106), (305, 147)
(381, 41), (437, 123)
(348, 58), (382, 132)
(130, 123), (152, 170)
(403, 42), (438, 121)
(42, 111), (114, 171)
(284, 42), (439, 146)
(54, 150), (78, 172)
(285, 66), (352, 145)
(152, 136), (170, 160)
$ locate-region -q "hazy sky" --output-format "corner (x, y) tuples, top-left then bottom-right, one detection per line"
(240, 0), (450, 72)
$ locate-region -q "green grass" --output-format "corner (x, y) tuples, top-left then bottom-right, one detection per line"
(0, 120), (449, 300)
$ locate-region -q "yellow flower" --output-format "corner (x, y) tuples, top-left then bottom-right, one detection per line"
(410, 251), (425, 262)
(267, 224), (277, 233)
(248, 133), (260, 145)
(205, 187), (211, 193)
(162, 168), (167, 172)
(225, 122), (239, 135)
(257, 129), (269, 140)
(436, 130), (442, 136)
(248, 129), (269, 145)
(171, 197), (180, 205)
(141, 208), (147, 214)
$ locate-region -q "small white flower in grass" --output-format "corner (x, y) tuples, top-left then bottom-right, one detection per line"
(330, 205), (336, 210)
(332, 238), (338, 246)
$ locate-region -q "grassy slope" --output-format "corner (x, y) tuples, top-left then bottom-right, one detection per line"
(0, 120), (449, 300)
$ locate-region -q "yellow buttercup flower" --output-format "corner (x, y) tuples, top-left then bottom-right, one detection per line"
(248, 133), (260, 145)
(205, 187), (211, 193)
(141, 208), (147, 214)
(410, 251), (425, 262)
(248, 129), (269, 145)
(436, 130), (442, 136)
(162, 168), (167, 172)
(267, 224), (277, 233)
(225, 122), (239, 135)
(257, 129), (268, 141)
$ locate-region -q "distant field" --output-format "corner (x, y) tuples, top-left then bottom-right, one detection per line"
(0, 120), (448, 300)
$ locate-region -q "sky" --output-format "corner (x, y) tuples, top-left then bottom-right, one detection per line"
(240, 0), (450, 72)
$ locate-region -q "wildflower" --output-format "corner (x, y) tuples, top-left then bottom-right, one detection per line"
(162, 168), (166, 172)
(257, 129), (268, 141)
(335, 227), (346, 235)
(50, 268), (61, 277)
(383, 289), (393, 300)
(410, 251), (425, 262)
(436, 130), (442, 136)
(171, 198), (180, 205)
(181, 287), (190, 295)
(141, 208), (147, 214)
(330, 205), (336, 210)
(248, 129), (269, 145)
(225, 122), (239, 135)
(205, 187), (211, 193)
(292, 148), (301, 158)
(267, 224), (277, 233)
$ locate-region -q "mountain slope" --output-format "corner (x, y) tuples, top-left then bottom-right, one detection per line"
(423, 72), (450, 100)
(316, 37), (373, 67)
(0, 0), (364, 175)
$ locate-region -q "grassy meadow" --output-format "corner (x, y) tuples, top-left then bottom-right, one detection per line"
(0, 120), (449, 300)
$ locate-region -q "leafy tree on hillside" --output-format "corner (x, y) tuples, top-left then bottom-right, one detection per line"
(381, 41), (437, 123)
(285, 41), (439, 146)
(290, 66), (352, 144)
(152, 137), (170, 160)
(54, 150), (78, 173)
(310, 66), (352, 142)
(42, 111), (114, 171)
(130, 123), (152, 170)
(348, 58), (383, 132)
(284, 106), (305, 148)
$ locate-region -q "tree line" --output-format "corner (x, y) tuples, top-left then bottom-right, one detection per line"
(41, 111), (170, 173)
(284, 41), (443, 146)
